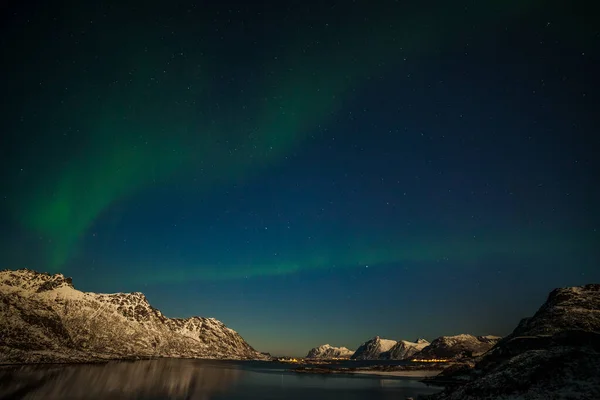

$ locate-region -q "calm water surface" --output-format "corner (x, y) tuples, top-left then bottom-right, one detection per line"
(0, 359), (442, 399)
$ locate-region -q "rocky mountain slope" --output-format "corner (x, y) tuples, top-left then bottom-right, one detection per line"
(381, 338), (429, 360)
(351, 336), (397, 360)
(0, 269), (266, 363)
(428, 284), (600, 400)
(305, 344), (354, 359)
(510, 285), (600, 337)
(413, 334), (501, 360)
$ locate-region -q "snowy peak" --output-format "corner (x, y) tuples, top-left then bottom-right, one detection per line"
(382, 338), (430, 360)
(0, 269), (266, 363)
(413, 334), (500, 360)
(305, 344), (354, 359)
(351, 336), (397, 360)
(1, 268), (74, 293)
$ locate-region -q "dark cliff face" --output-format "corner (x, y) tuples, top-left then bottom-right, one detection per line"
(428, 284), (600, 400)
(0, 269), (266, 364)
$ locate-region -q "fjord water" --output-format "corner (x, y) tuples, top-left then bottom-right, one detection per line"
(0, 359), (441, 399)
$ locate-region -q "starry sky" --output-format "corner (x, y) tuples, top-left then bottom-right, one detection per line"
(1, 0), (598, 356)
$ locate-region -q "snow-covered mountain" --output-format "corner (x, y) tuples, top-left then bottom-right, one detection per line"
(351, 336), (397, 360)
(305, 344), (354, 359)
(0, 269), (267, 363)
(381, 338), (430, 360)
(428, 284), (600, 400)
(413, 334), (501, 360)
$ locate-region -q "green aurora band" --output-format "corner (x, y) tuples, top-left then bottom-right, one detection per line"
(107, 229), (595, 284)
(10, 0), (590, 279)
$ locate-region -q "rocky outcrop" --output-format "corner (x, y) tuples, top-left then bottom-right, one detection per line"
(413, 334), (501, 360)
(351, 336), (397, 360)
(305, 344), (354, 359)
(381, 338), (430, 360)
(510, 285), (600, 337)
(427, 284), (600, 400)
(0, 269), (267, 363)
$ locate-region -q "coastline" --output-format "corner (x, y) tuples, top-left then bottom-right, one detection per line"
(351, 369), (443, 377)
(292, 363), (447, 378)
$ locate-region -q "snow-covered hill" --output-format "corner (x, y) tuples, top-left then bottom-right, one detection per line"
(0, 269), (267, 363)
(413, 334), (501, 360)
(351, 336), (397, 360)
(305, 344), (354, 359)
(381, 338), (430, 360)
(427, 284), (600, 400)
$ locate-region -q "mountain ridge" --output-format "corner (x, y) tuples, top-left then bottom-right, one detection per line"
(380, 338), (430, 360)
(351, 336), (398, 360)
(412, 334), (501, 360)
(0, 268), (267, 363)
(305, 344), (354, 359)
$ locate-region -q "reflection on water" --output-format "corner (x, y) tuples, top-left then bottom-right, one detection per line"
(0, 359), (239, 400)
(0, 359), (441, 399)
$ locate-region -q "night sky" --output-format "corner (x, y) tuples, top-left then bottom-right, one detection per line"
(1, 0), (598, 356)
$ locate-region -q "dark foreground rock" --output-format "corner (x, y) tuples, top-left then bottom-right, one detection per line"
(425, 284), (600, 400)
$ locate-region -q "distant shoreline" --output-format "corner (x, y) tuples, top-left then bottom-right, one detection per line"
(351, 369), (443, 377)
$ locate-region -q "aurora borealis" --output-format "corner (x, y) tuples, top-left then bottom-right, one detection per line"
(1, 0), (598, 355)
